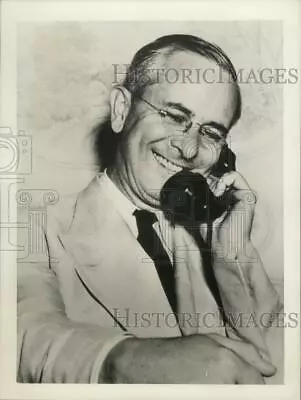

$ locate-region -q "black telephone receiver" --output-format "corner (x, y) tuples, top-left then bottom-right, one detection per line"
(160, 145), (236, 224)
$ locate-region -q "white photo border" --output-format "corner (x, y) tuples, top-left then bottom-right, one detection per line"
(0, 1), (300, 399)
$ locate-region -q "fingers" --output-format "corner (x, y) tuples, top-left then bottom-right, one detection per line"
(206, 175), (222, 196)
(236, 364), (265, 384)
(207, 172), (257, 205)
(218, 171), (250, 191)
(208, 334), (276, 377)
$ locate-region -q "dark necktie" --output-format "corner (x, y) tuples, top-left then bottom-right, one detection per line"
(133, 209), (177, 316)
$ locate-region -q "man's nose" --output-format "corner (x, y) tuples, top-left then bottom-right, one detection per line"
(169, 133), (200, 161)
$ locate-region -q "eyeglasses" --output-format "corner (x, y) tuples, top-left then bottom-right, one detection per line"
(138, 96), (228, 146)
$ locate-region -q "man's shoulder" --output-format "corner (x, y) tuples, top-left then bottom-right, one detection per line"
(48, 174), (107, 234)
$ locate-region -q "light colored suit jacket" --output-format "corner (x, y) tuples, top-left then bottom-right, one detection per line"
(17, 174), (282, 383)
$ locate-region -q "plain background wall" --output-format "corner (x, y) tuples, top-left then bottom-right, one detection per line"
(17, 21), (283, 287)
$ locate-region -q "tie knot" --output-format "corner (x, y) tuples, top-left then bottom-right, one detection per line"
(133, 209), (157, 227)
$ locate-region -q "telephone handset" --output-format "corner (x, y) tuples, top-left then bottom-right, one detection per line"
(160, 145), (236, 224)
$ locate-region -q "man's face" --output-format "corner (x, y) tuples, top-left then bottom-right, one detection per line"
(112, 52), (238, 208)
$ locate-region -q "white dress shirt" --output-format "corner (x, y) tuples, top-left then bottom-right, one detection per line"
(100, 169), (174, 263)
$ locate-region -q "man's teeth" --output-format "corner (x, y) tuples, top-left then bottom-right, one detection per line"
(153, 152), (182, 173)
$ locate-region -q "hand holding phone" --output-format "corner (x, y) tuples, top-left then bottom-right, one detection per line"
(160, 145), (237, 224)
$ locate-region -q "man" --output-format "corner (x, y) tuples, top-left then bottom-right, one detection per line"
(18, 34), (282, 384)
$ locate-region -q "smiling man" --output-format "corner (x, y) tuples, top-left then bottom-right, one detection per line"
(18, 34), (282, 384)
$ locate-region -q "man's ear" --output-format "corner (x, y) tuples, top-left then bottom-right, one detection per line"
(110, 86), (132, 133)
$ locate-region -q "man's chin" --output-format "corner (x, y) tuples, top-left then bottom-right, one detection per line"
(140, 185), (164, 209)
(140, 170), (180, 208)
(138, 194), (161, 210)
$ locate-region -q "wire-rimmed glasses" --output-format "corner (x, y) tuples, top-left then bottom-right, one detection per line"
(138, 96), (228, 146)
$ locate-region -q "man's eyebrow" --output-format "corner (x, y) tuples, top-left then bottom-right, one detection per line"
(203, 121), (229, 136)
(163, 101), (192, 116)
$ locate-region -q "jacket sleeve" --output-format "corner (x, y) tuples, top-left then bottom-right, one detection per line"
(17, 222), (132, 383)
(212, 246), (283, 368)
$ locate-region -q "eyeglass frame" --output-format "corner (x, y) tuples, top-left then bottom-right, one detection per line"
(135, 94), (229, 146)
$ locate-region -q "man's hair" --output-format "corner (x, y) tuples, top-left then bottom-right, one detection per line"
(123, 34), (239, 95)
(93, 34), (241, 169)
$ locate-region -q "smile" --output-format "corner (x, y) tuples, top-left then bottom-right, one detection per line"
(152, 151), (183, 173)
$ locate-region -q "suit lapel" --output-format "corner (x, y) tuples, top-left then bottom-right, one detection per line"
(61, 175), (181, 337)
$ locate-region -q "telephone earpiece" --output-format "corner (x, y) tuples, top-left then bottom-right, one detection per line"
(210, 144), (236, 177)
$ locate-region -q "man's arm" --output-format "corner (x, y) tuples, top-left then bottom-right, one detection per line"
(18, 256), (275, 384)
(207, 171), (283, 366)
(102, 332), (277, 383)
(17, 229), (132, 383)
(211, 242), (284, 381)
(212, 242), (282, 328)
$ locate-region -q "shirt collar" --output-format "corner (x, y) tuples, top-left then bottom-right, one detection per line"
(101, 169), (169, 238)
(101, 169), (138, 236)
